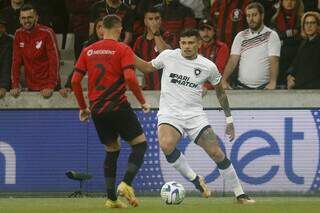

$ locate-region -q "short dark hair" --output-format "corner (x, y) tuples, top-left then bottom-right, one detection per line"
(144, 6), (161, 18)
(180, 28), (200, 39)
(20, 4), (37, 14)
(246, 2), (264, 15)
(103, 15), (122, 29)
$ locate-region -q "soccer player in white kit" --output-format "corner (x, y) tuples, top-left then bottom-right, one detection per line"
(135, 29), (255, 204)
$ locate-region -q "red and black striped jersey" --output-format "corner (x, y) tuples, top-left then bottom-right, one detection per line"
(161, 2), (196, 48)
(199, 40), (229, 74)
(199, 40), (229, 89)
(74, 39), (134, 112)
(133, 32), (176, 90)
(210, 0), (250, 48)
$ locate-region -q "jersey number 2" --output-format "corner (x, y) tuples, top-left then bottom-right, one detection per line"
(95, 64), (107, 90)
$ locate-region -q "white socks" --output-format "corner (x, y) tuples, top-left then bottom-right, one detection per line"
(219, 164), (244, 197)
(171, 153), (197, 181)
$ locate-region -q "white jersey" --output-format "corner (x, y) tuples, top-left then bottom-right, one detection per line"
(231, 26), (281, 88)
(151, 49), (221, 119)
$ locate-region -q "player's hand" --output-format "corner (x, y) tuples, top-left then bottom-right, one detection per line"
(40, 88), (53, 99)
(59, 88), (71, 97)
(0, 88), (6, 99)
(264, 81), (276, 90)
(221, 79), (232, 90)
(10, 88), (21, 98)
(141, 103), (151, 113)
(79, 108), (90, 122)
(225, 123), (235, 142)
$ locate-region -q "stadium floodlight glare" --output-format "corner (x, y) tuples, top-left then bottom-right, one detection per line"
(65, 170), (92, 197)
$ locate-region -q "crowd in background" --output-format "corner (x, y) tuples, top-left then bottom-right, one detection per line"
(0, 0), (320, 99)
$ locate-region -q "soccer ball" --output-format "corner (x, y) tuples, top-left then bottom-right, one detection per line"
(160, 181), (185, 205)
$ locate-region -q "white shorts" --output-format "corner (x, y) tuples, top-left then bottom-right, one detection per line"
(157, 114), (211, 143)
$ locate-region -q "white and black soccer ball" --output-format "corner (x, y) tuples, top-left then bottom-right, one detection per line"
(160, 181), (185, 205)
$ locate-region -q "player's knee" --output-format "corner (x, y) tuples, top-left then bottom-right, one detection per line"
(159, 141), (175, 155)
(210, 147), (225, 162)
(105, 141), (121, 152)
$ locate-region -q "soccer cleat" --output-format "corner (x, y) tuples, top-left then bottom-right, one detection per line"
(192, 175), (211, 198)
(117, 181), (139, 207)
(198, 176), (211, 198)
(236, 194), (256, 204)
(104, 199), (128, 208)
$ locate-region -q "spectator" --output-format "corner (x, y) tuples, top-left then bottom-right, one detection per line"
(0, 16), (12, 98)
(160, 0), (196, 48)
(10, 4), (62, 98)
(0, 0), (24, 35)
(287, 11), (320, 89)
(90, 0), (133, 45)
(133, 6), (171, 90)
(65, 0), (96, 60)
(222, 2), (281, 90)
(271, 0), (304, 88)
(210, 0), (251, 48)
(134, 0), (162, 40)
(198, 18), (229, 89)
(64, 17), (105, 90)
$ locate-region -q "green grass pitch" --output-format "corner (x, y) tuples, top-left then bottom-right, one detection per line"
(0, 197), (320, 213)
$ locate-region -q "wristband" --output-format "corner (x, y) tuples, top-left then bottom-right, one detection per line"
(226, 116), (233, 124)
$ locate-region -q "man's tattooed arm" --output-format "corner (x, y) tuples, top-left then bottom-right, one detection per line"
(215, 82), (232, 117)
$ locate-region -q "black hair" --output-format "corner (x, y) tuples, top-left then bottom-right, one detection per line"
(180, 28), (200, 39)
(103, 14), (122, 29)
(20, 4), (37, 14)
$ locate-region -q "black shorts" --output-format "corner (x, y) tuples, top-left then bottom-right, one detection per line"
(91, 106), (144, 145)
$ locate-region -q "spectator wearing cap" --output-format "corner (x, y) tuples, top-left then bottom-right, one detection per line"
(0, 0), (24, 35)
(0, 16), (13, 98)
(10, 4), (65, 98)
(198, 18), (229, 89)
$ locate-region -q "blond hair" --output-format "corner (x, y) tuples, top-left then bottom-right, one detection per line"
(300, 11), (320, 38)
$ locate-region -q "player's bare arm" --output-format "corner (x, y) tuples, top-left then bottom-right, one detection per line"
(215, 82), (235, 141)
(134, 54), (156, 74)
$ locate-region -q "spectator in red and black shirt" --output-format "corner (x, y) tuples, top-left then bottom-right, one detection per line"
(270, 0), (304, 87)
(90, 0), (133, 44)
(72, 15), (150, 208)
(210, 0), (250, 48)
(160, 0), (196, 48)
(198, 18), (229, 89)
(133, 6), (172, 90)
